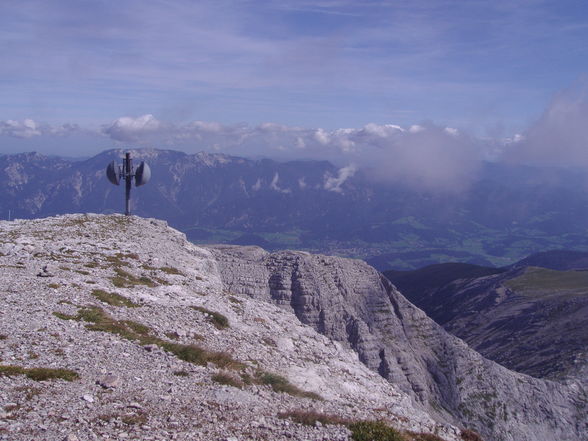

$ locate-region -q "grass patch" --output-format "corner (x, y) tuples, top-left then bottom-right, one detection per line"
(505, 266), (588, 298)
(0, 335), (7, 340)
(160, 266), (183, 275)
(460, 429), (484, 441)
(407, 433), (446, 441)
(75, 270), (91, 276)
(348, 420), (405, 441)
(47, 283), (60, 289)
(111, 268), (157, 288)
(228, 296), (243, 304)
(277, 414), (441, 441)
(52, 311), (78, 320)
(256, 371), (322, 400)
(212, 373), (244, 388)
(91, 289), (139, 307)
(0, 364), (79, 382)
(56, 306), (241, 369)
(173, 370), (190, 377)
(191, 306), (229, 330)
(278, 410), (349, 426)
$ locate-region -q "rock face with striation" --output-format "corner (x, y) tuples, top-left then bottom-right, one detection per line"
(0, 214), (586, 441)
(0, 214), (458, 441)
(384, 260), (588, 386)
(209, 245), (588, 441)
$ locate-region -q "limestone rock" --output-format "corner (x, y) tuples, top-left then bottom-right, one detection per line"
(209, 245), (588, 441)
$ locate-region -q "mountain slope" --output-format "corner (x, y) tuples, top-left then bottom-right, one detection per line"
(208, 245), (587, 441)
(4, 148), (588, 268)
(384, 258), (588, 385)
(0, 214), (457, 441)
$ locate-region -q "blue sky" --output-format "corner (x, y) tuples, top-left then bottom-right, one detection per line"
(2, 0), (588, 170)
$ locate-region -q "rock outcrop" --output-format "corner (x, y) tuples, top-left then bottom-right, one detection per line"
(384, 262), (588, 386)
(209, 245), (588, 441)
(0, 214), (458, 441)
(1, 214), (586, 441)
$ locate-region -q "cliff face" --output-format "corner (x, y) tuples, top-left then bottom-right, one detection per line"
(385, 262), (588, 386)
(209, 245), (588, 441)
(1, 214), (586, 441)
(0, 214), (455, 441)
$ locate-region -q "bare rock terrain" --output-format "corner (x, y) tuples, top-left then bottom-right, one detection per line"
(209, 245), (588, 441)
(0, 214), (458, 441)
(384, 262), (588, 386)
(0, 214), (586, 441)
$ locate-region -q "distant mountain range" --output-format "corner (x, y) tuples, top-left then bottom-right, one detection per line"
(384, 250), (588, 386)
(2, 148), (588, 268)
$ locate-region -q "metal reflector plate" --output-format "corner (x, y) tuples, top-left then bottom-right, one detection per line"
(135, 161), (151, 187)
(106, 161), (120, 185)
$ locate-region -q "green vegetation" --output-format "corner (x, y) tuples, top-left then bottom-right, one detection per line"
(211, 372), (244, 388)
(348, 420), (405, 441)
(460, 429), (484, 441)
(160, 266), (183, 275)
(407, 433), (446, 441)
(53, 305), (240, 369)
(277, 414), (442, 441)
(278, 409), (349, 426)
(256, 371), (322, 400)
(91, 289), (140, 307)
(111, 267), (157, 288)
(52, 311), (77, 321)
(191, 306), (230, 329)
(0, 364), (79, 381)
(505, 267), (588, 298)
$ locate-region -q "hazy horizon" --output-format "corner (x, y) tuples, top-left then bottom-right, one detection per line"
(3, 1), (588, 191)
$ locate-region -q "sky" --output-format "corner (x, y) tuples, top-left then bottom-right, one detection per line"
(2, 0), (588, 188)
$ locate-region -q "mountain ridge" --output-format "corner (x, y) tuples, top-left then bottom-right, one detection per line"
(3, 148), (588, 269)
(0, 214), (586, 440)
(384, 254), (588, 386)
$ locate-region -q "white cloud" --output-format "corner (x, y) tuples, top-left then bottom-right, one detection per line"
(95, 117), (485, 192)
(504, 80), (588, 167)
(102, 114), (163, 143)
(324, 164), (357, 193)
(314, 128), (330, 145)
(0, 119), (42, 138)
(0, 119), (82, 139)
(0, 113), (487, 193)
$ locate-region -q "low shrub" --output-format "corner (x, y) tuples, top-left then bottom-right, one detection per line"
(191, 306), (230, 330)
(348, 420), (405, 441)
(278, 410), (348, 426)
(91, 289), (139, 307)
(160, 266), (183, 275)
(111, 268), (157, 288)
(55, 305), (242, 369)
(461, 429), (484, 441)
(212, 373), (244, 388)
(408, 432), (446, 441)
(256, 371), (322, 400)
(0, 364), (79, 382)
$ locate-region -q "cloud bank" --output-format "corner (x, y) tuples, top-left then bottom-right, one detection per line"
(98, 115), (488, 192)
(5, 79), (588, 193)
(0, 114), (491, 192)
(505, 80), (588, 168)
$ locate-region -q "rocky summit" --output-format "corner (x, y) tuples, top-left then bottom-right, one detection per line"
(0, 214), (585, 441)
